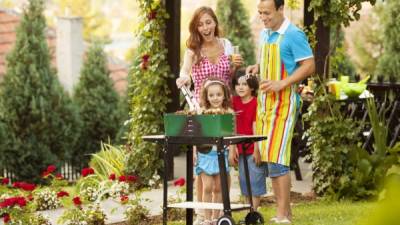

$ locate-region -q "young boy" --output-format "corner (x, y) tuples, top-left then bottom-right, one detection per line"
(229, 69), (268, 210)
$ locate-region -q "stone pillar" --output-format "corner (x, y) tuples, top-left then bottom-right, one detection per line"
(56, 17), (84, 93)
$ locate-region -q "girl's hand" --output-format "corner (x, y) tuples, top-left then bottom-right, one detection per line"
(193, 153), (197, 166)
(229, 146), (239, 166)
(176, 76), (191, 88)
(193, 146), (197, 166)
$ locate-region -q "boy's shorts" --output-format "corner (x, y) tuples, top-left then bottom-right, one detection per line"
(238, 154), (268, 196)
(267, 162), (290, 177)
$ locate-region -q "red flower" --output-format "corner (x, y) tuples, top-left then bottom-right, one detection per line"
(174, 178), (185, 187)
(55, 173), (63, 180)
(16, 198), (26, 207)
(42, 171), (50, 178)
(3, 213), (10, 223)
(0, 197), (26, 208)
(27, 194), (34, 201)
(81, 168), (95, 177)
(57, 191), (69, 198)
(127, 175), (138, 183)
(1, 178), (9, 185)
(72, 197), (82, 207)
(120, 195), (129, 203)
(118, 175), (127, 182)
(109, 173), (116, 180)
(12, 182), (36, 191)
(142, 54), (150, 63)
(148, 11), (157, 20)
(46, 165), (56, 173)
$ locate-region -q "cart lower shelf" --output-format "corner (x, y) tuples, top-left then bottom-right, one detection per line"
(169, 201), (250, 211)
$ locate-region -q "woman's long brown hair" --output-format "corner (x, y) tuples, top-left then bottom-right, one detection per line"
(187, 6), (221, 64)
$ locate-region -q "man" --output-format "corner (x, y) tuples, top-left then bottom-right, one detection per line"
(246, 0), (315, 223)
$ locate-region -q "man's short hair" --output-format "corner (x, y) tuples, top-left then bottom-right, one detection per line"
(260, 0), (285, 10)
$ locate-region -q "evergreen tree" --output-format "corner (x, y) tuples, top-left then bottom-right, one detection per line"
(0, 0), (81, 182)
(216, 0), (255, 65)
(376, 0), (400, 81)
(73, 43), (120, 166)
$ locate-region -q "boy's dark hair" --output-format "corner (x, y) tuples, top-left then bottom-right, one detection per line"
(232, 68), (259, 97)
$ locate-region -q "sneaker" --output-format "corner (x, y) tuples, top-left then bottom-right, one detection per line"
(273, 218), (291, 224)
(200, 220), (213, 225)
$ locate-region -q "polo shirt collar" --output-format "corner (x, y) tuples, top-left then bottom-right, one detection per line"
(263, 17), (290, 35)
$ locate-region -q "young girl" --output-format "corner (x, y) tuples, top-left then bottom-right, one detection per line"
(195, 78), (233, 225)
(229, 69), (268, 211)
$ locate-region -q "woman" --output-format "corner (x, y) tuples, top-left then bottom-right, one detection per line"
(175, 6), (242, 225)
(176, 6), (242, 99)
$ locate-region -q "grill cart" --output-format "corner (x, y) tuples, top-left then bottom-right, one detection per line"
(143, 113), (267, 225)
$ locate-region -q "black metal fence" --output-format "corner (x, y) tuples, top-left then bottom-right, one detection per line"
(1, 162), (85, 183)
(290, 82), (400, 180)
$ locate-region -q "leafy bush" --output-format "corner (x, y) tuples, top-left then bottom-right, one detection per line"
(124, 193), (150, 225)
(58, 203), (106, 225)
(126, 0), (171, 184)
(304, 88), (363, 199)
(304, 86), (399, 200)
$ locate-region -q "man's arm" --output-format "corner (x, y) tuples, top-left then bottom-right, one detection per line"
(260, 57), (315, 93)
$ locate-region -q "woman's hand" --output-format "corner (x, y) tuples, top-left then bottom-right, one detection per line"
(176, 76), (191, 88)
(231, 54), (243, 68)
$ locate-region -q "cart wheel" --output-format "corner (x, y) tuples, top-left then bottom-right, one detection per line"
(217, 215), (236, 225)
(245, 211), (264, 225)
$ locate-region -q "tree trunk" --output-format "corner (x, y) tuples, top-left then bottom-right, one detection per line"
(165, 0), (181, 180)
(304, 0), (331, 79)
(315, 19), (330, 79)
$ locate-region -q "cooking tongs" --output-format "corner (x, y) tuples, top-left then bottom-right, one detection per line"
(180, 85), (201, 114)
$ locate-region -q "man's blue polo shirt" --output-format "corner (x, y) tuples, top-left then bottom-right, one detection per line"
(259, 18), (313, 75)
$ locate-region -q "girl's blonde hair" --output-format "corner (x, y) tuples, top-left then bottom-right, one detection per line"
(200, 78), (231, 109)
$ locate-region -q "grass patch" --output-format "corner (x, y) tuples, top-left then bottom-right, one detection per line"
(161, 200), (375, 225)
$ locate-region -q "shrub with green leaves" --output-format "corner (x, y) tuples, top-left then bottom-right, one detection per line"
(73, 43), (121, 166)
(124, 193), (150, 225)
(0, 0), (81, 182)
(304, 86), (399, 200)
(304, 89), (363, 199)
(126, 0), (171, 183)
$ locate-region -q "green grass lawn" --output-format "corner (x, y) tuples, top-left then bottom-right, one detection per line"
(162, 200), (375, 225)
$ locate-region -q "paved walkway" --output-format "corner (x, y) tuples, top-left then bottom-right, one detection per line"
(3, 154), (313, 225)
